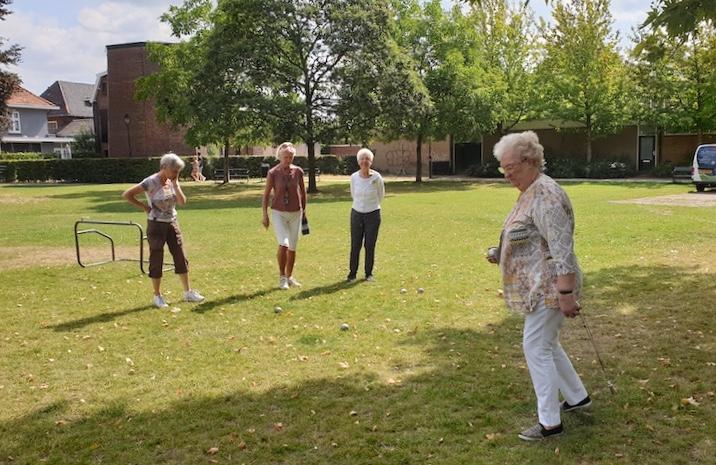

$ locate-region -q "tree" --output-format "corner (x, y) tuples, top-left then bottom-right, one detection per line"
(71, 130), (98, 158)
(137, 0), (270, 184)
(536, 0), (629, 161)
(381, 0), (495, 182)
(468, 0), (538, 134)
(644, 0), (716, 37)
(207, 0), (399, 193)
(630, 23), (716, 146)
(0, 0), (21, 131)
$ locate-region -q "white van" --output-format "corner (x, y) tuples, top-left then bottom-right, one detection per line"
(692, 144), (716, 192)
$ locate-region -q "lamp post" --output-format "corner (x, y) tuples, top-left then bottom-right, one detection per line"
(123, 113), (133, 157)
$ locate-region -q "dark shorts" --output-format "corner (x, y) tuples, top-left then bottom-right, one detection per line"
(147, 220), (189, 279)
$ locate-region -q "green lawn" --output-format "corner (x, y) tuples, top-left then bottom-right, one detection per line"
(0, 178), (714, 465)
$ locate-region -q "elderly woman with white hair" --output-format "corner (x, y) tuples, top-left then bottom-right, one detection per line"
(122, 153), (205, 308)
(486, 131), (590, 441)
(262, 142), (307, 290)
(347, 148), (385, 282)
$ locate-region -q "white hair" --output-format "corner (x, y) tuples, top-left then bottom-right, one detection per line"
(493, 131), (545, 171)
(276, 142), (296, 158)
(356, 148), (374, 163)
(159, 152), (185, 170)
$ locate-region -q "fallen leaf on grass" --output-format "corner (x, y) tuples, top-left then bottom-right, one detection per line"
(125, 357), (134, 367)
(339, 361), (350, 369)
(681, 397), (700, 407)
(272, 423), (284, 432)
(206, 446), (219, 455)
(485, 433), (498, 441)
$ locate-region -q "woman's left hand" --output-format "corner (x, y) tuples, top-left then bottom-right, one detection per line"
(558, 293), (581, 318)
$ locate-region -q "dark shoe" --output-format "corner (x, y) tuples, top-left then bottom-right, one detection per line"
(561, 395), (592, 413)
(518, 423), (564, 441)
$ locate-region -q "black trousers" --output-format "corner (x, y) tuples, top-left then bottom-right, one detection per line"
(349, 208), (381, 278)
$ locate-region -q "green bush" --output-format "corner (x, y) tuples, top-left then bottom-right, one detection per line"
(650, 162), (675, 178)
(341, 156), (359, 175)
(544, 156), (585, 178)
(1, 155), (345, 183)
(0, 152), (56, 161)
(466, 161), (500, 178)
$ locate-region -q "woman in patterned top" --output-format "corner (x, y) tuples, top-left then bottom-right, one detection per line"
(486, 131), (590, 441)
(262, 142), (308, 290)
(122, 153), (205, 308)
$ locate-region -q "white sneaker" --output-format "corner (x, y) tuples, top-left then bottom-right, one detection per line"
(279, 276), (290, 290)
(287, 276), (302, 287)
(184, 289), (205, 303)
(153, 294), (169, 308)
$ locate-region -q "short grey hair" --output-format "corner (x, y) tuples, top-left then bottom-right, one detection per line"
(159, 152), (185, 170)
(356, 148), (374, 163)
(493, 131), (545, 171)
(276, 142), (296, 158)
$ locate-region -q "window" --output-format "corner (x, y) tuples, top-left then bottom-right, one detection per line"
(696, 146), (716, 167)
(47, 121), (58, 134)
(9, 111), (21, 134)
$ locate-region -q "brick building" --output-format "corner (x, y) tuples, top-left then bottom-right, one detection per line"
(93, 42), (194, 158)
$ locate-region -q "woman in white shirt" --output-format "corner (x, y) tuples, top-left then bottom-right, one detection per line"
(348, 148), (385, 282)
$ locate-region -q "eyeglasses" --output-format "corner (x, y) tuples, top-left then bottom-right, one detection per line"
(498, 158), (527, 174)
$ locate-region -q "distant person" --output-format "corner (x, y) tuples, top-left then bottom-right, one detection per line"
(122, 153), (205, 308)
(347, 148), (385, 282)
(261, 142), (307, 290)
(486, 131), (589, 441)
(191, 155), (205, 182)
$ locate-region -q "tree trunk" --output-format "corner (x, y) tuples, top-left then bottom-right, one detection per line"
(307, 139), (318, 193)
(585, 115), (593, 163)
(416, 131), (423, 183)
(223, 138), (230, 185)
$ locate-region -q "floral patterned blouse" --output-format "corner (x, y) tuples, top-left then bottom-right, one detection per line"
(499, 174), (582, 314)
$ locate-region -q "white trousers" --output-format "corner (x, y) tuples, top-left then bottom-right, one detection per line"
(272, 210), (302, 251)
(523, 302), (588, 426)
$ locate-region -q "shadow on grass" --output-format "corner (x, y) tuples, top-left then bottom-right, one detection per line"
(46, 180), (478, 214)
(191, 288), (280, 314)
(289, 279), (361, 301)
(7, 264), (716, 464)
(48, 304), (155, 332)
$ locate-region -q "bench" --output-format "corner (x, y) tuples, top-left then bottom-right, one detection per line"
(303, 168), (321, 180)
(672, 166), (693, 183)
(213, 168), (251, 182)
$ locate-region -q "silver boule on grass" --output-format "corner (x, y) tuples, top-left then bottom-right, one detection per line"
(274, 306), (283, 314)
(400, 288), (407, 294)
(417, 288), (425, 294)
(486, 247), (499, 263)
(340, 323), (350, 331)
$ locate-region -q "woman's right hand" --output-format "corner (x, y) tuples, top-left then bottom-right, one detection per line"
(262, 214), (269, 229)
(143, 204), (151, 214)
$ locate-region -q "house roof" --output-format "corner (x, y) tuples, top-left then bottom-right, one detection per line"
(7, 86), (59, 110)
(41, 81), (95, 118)
(57, 118), (94, 137)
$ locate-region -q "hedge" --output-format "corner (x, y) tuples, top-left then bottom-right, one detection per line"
(466, 155), (636, 179)
(0, 155), (347, 183)
(0, 152), (57, 161)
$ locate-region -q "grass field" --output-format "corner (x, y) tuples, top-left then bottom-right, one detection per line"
(1, 177), (714, 465)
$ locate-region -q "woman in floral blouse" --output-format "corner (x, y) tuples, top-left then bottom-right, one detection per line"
(487, 131), (590, 441)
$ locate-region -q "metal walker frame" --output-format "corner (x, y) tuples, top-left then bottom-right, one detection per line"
(74, 219), (174, 274)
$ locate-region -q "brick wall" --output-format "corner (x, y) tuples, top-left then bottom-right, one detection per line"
(661, 134), (716, 165)
(106, 43), (193, 158)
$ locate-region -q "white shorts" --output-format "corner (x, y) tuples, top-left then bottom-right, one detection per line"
(272, 210), (302, 251)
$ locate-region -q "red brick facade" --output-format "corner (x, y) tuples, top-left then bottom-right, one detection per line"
(105, 42), (193, 158)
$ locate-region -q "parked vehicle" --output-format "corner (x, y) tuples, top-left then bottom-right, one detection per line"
(692, 144), (716, 192)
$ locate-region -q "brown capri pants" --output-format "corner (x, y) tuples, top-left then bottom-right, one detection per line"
(147, 220), (189, 279)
